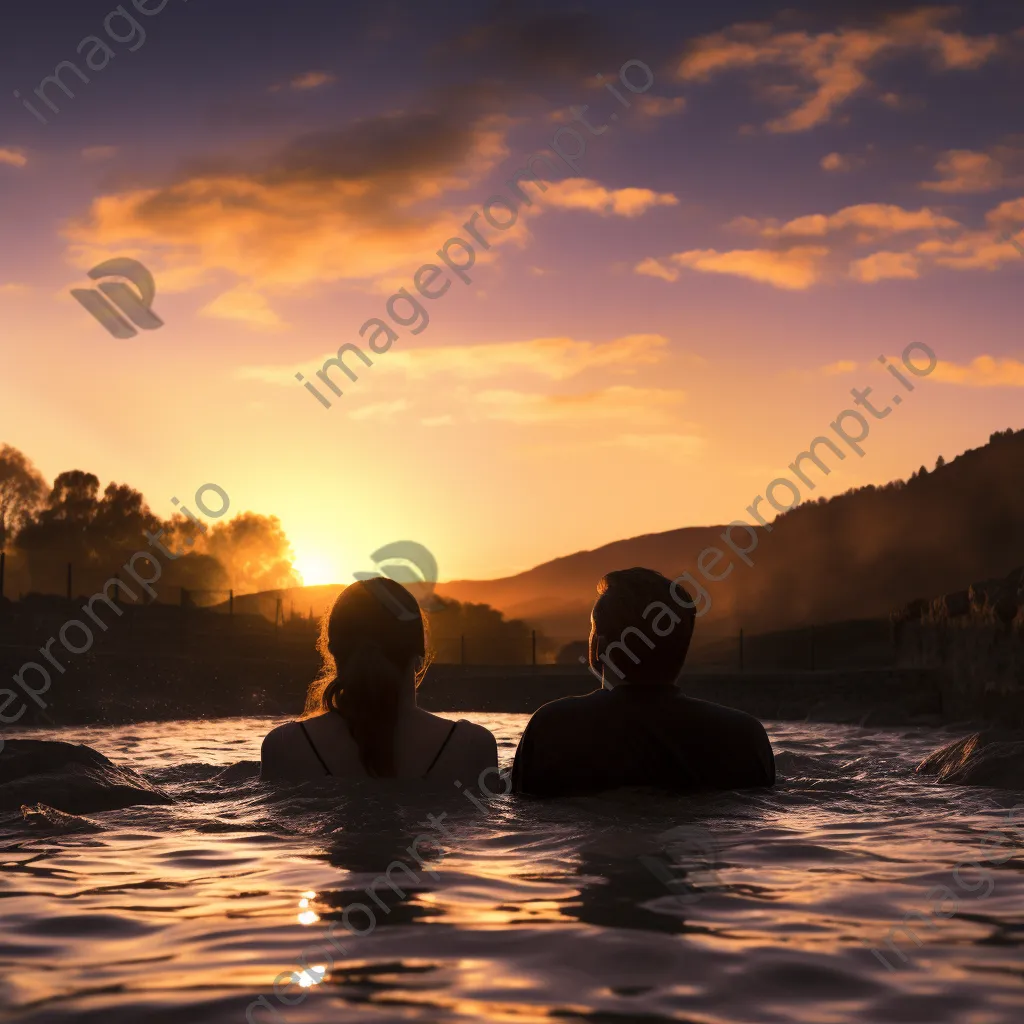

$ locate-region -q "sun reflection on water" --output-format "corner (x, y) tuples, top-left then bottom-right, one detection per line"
(297, 890), (320, 926)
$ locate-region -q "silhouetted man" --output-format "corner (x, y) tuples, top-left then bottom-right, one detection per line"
(511, 567), (775, 797)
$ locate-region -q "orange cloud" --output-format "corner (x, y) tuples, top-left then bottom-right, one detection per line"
(985, 196), (1024, 228)
(634, 257), (679, 282)
(644, 194), (1021, 292)
(659, 246), (829, 290)
(65, 112), (672, 325)
(768, 203), (959, 240)
(199, 286), (286, 329)
(290, 71), (336, 90)
(848, 251), (921, 282)
(821, 360), (859, 375)
(65, 114), (516, 299)
(475, 385), (686, 425)
(0, 147), (27, 168)
(539, 179), (678, 217)
(922, 150), (1004, 193)
(636, 95), (687, 118)
(915, 230), (1021, 270)
(269, 71), (337, 93)
(240, 334), (673, 387)
(921, 141), (1024, 193)
(821, 152), (854, 172)
(390, 333), (671, 380)
(930, 356), (1024, 387)
(678, 8), (1001, 133)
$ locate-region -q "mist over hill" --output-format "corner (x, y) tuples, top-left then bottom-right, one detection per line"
(437, 429), (1024, 643)
(12, 430), (1020, 654)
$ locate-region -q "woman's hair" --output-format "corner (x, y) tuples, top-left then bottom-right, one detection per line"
(303, 577), (429, 777)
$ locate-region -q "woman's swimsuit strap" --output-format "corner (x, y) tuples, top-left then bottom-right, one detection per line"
(424, 721), (460, 778)
(298, 721), (333, 776)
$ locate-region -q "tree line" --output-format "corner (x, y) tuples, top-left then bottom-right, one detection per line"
(0, 443), (299, 596)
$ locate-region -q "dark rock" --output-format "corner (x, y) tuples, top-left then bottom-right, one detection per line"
(917, 731), (1024, 789)
(21, 803), (102, 832)
(0, 739), (174, 814)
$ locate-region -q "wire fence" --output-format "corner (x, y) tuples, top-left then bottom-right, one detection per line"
(686, 619), (897, 673)
(0, 552), (899, 670)
(0, 549), (236, 606)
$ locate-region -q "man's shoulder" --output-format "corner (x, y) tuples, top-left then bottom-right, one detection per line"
(677, 693), (768, 729)
(528, 688), (609, 728)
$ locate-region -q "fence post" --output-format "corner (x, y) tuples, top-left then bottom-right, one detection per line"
(738, 628), (744, 673)
(229, 588), (234, 618)
(531, 630), (536, 666)
(67, 561), (73, 602)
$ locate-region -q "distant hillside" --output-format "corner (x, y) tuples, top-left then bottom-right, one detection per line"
(437, 526), (729, 638)
(437, 429), (1024, 642)
(228, 583), (343, 622)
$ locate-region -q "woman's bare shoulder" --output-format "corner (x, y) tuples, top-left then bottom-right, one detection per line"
(261, 719), (304, 756)
(453, 718), (498, 755)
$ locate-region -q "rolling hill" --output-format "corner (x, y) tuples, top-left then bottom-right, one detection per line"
(437, 428), (1024, 643)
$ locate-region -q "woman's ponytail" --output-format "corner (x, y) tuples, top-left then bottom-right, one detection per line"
(304, 577), (428, 777)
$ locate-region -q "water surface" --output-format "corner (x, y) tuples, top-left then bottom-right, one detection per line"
(1, 715), (1022, 1023)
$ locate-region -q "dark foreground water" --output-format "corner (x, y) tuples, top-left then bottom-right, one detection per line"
(1, 715), (1023, 1023)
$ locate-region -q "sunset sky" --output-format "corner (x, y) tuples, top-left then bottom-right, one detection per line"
(1, 0), (1022, 586)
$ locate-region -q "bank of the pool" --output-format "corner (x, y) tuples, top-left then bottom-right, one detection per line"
(4, 639), (1019, 729)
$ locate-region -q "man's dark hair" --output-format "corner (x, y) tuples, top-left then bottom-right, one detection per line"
(589, 567), (695, 685)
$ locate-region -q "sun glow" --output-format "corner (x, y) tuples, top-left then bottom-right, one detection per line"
(292, 551), (340, 587)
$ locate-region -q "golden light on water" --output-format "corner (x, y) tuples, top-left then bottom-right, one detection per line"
(295, 966), (327, 988)
(298, 891), (320, 926)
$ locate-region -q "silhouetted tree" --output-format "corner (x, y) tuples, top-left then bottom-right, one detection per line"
(180, 512), (300, 593)
(17, 472), (161, 569)
(426, 596), (539, 663)
(2, 447), (306, 598)
(0, 444), (46, 550)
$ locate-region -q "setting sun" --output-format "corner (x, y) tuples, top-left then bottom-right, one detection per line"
(292, 551), (340, 587)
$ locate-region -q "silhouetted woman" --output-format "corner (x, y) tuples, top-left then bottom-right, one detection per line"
(260, 576), (498, 783)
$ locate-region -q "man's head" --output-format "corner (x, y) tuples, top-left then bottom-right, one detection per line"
(589, 567), (696, 685)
